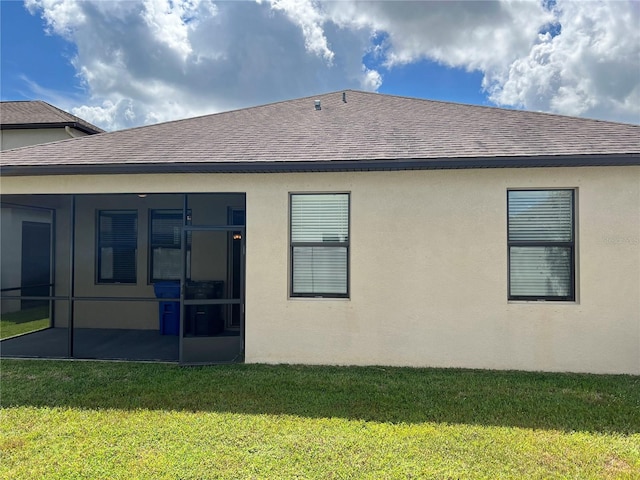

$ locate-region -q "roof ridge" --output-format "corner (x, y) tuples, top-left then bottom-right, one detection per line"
(46, 89), (637, 138)
(37, 101), (106, 133)
(36, 100), (73, 123)
(347, 90), (640, 126)
(108, 89), (360, 133)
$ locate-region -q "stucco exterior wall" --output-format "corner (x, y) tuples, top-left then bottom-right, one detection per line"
(1, 166), (638, 374)
(0, 128), (88, 151)
(243, 167), (640, 375)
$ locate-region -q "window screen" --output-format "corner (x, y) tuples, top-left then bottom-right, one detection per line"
(507, 190), (575, 300)
(97, 210), (137, 283)
(149, 210), (190, 282)
(290, 193), (349, 297)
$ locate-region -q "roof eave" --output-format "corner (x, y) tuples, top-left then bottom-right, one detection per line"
(0, 122), (103, 135)
(1, 153), (638, 177)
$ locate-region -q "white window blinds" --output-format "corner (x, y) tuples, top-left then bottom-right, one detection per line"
(509, 247), (572, 297)
(291, 194), (349, 296)
(508, 190), (573, 242)
(507, 190), (574, 300)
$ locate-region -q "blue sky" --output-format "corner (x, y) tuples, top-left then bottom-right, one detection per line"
(2, 2), (79, 102)
(1, 2), (487, 107)
(1, 1), (638, 131)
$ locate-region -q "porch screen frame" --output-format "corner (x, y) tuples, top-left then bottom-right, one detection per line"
(0, 201), (57, 332)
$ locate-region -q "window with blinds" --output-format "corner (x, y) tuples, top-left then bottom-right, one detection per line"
(97, 210), (137, 284)
(507, 190), (575, 301)
(290, 193), (349, 297)
(149, 209), (191, 282)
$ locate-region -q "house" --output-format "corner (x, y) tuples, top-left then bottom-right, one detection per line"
(0, 101), (103, 315)
(1, 90), (638, 373)
(1, 100), (104, 151)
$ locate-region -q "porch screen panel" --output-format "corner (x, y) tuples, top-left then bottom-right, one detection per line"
(150, 210), (191, 282)
(507, 190), (574, 300)
(97, 210), (137, 283)
(291, 194), (349, 297)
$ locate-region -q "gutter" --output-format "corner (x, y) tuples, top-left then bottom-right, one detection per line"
(1, 122), (103, 135)
(1, 153), (639, 176)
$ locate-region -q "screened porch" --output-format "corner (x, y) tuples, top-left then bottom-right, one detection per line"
(0, 193), (245, 364)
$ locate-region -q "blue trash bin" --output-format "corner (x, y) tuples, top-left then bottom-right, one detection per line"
(154, 282), (180, 335)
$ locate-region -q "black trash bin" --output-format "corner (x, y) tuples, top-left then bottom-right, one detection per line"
(185, 281), (224, 336)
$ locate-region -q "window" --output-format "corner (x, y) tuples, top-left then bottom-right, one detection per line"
(507, 190), (575, 301)
(97, 210), (137, 283)
(149, 209), (191, 282)
(290, 193), (349, 297)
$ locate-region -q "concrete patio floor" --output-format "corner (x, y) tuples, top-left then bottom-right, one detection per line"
(1, 328), (179, 361)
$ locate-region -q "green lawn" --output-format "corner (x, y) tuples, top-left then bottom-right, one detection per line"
(0, 305), (50, 339)
(1, 361), (639, 479)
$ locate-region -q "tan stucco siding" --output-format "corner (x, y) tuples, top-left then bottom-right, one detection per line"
(243, 167), (640, 374)
(0, 128), (88, 151)
(1, 166), (638, 373)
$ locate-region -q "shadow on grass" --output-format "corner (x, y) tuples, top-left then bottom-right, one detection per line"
(1, 360), (638, 434)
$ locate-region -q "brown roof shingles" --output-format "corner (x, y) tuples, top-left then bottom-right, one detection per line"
(0, 100), (104, 134)
(1, 90), (638, 173)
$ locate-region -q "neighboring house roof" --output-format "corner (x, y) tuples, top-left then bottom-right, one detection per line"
(1, 90), (638, 176)
(0, 100), (104, 135)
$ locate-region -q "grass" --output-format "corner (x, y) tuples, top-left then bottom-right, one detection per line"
(0, 305), (50, 339)
(1, 361), (639, 479)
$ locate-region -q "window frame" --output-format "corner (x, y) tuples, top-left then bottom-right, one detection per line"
(507, 189), (576, 302)
(148, 209), (192, 284)
(289, 192), (350, 299)
(96, 209), (138, 284)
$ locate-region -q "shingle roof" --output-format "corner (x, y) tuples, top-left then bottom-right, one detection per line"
(0, 100), (104, 134)
(1, 90), (638, 175)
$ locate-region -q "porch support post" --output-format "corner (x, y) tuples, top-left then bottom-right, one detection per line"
(240, 218), (246, 361)
(67, 194), (76, 358)
(50, 208), (56, 329)
(179, 193), (187, 363)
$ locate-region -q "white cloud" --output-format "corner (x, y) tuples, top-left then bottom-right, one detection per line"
(23, 0), (640, 129)
(25, 0), (377, 130)
(25, 0), (85, 37)
(281, 0), (640, 123)
(360, 66), (382, 91)
(488, 0), (640, 124)
(266, 0), (334, 63)
(325, 0), (553, 72)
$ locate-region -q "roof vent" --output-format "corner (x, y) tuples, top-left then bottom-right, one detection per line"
(342, 92), (347, 103)
(314, 99), (321, 110)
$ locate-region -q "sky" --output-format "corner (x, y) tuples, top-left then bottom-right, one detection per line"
(1, 0), (639, 132)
